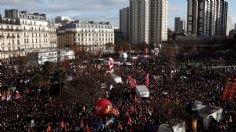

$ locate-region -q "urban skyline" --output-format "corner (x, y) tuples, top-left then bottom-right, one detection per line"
(187, 0), (228, 37)
(0, 0), (235, 30)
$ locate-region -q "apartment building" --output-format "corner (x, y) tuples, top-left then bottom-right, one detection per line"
(58, 20), (114, 52)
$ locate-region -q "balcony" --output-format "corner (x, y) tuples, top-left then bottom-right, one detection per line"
(0, 28), (22, 32)
(6, 36), (15, 39)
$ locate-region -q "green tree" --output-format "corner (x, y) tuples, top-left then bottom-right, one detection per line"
(115, 42), (131, 53)
(42, 61), (55, 77)
(51, 69), (67, 83)
(32, 73), (44, 88)
(132, 42), (147, 51)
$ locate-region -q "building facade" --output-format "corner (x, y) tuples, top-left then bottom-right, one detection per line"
(0, 9), (57, 59)
(114, 29), (124, 44)
(119, 7), (130, 42)
(150, 0), (168, 44)
(130, 0), (150, 44)
(55, 16), (73, 25)
(187, 0), (228, 37)
(0, 19), (23, 59)
(28, 49), (75, 65)
(226, 16), (233, 36)
(129, 0), (168, 45)
(58, 20), (114, 52)
(175, 17), (186, 34)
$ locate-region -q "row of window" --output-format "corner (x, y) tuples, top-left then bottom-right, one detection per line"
(1, 41), (20, 45)
(1, 40), (20, 44)
(0, 35), (20, 39)
(0, 47), (19, 51)
(24, 39), (48, 43)
(23, 26), (49, 32)
(0, 26), (20, 31)
(22, 45), (54, 49)
(75, 38), (113, 41)
(20, 16), (45, 23)
(0, 33), (20, 36)
(73, 43), (110, 46)
(24, 33), (48, 37)
(77, 25), (112, 29)
(76, 33), (113, 37)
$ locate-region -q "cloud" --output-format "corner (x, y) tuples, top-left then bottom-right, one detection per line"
(0, 0), (128, 13)
(0, 0), (129, 26)
(0, 0), (38, 7)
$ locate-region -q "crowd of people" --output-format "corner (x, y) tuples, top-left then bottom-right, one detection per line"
(0, 50), (236, 131)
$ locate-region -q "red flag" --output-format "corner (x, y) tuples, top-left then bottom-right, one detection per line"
(134, 96), (139, 102)
(133, 78), (137, 86)
(223, 81), (230, 101)
(86, 123), (91, 132)
(112, 107), (120, 116)
(15, 90), (21, 99)
(145, 73), (150, 88)
(127, 116), (132, 126)
(80, 120), (84, 128)
(228, 82), (236, 102)
(61, 120), (66, 129)
(47, 123), (52, 132)
(128, 76), (136, 89)
(63, 56), (69, 68)
(144, 48), (148, 55)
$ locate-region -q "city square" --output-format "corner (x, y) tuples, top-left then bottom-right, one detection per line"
(0, 0), (236, 132)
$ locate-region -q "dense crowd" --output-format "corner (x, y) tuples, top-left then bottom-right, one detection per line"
(0, 50), (236, 132)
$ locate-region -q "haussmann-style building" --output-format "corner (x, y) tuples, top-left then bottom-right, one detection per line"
(0, 9), (57, 59)
(58, 20), (114, 52)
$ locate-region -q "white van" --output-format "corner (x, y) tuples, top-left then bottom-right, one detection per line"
(135, 85), (149, 98)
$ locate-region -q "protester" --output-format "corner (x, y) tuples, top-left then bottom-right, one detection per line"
(0, 50), (235, 131)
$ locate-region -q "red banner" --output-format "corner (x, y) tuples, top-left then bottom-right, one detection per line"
(128, 76), (136, 89)
(145, 73), (150, 88)
(223, 81), (230, 101)
(228, 82), (236, 102)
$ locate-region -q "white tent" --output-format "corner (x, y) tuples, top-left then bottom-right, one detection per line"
(198, 106), (223, 130)
(158, 119), (186, 132)
(158, 124), (173, 132)
(169, 119), (186, 132)
(135, 85), (149, 98)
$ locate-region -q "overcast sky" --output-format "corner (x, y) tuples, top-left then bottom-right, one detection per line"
(0, 0), (235, 29)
